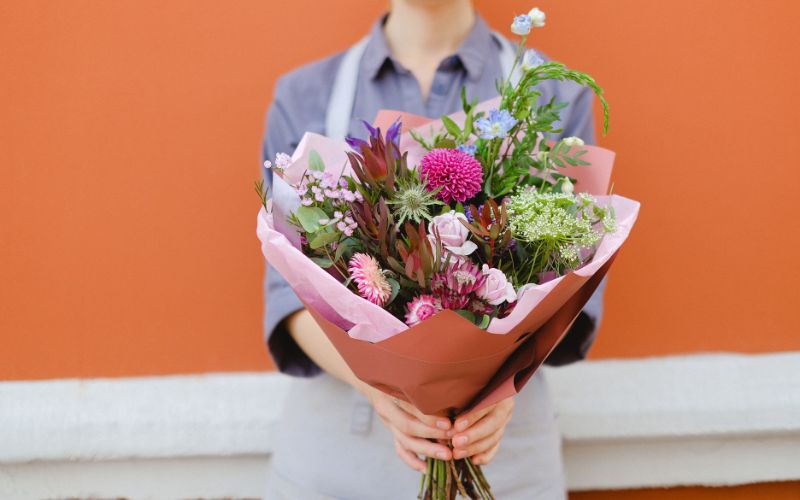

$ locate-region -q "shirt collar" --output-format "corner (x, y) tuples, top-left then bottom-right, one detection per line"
(361, 13), (496, 81)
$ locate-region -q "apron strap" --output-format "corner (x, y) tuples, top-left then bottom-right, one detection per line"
(325, 37), (370, 141)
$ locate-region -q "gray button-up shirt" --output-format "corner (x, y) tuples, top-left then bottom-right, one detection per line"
(262, 14), (604, 378)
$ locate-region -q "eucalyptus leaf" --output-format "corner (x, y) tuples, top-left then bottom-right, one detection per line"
(308, 149), (325, 172)
(295, 206), (328, 233)
(310, 256), (333, 268)
(309, 230), (340, 249)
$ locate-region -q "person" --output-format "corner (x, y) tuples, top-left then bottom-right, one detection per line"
(261, 1), (605, 498)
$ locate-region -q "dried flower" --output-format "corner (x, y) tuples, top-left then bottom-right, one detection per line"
(419, 148), (483, 203)
(348, 253), (392, 306)
(405, 294), (442, 326)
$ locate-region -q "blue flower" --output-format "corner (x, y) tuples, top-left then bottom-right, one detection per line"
(521, 49), (544, 71)
(457, 143), (477, 156)
(510, 15), (532, 36)
(475, 109), (517, 140)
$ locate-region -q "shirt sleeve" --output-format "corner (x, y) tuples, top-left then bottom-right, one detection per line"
(261, 79), (322, 377)
(544, 83), (606, 366)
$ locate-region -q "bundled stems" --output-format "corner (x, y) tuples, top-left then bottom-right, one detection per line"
(419, 455), (494, 500)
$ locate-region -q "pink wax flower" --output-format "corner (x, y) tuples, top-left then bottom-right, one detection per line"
(477, 264), (517, 305)
(419, 148), (483, 203)
(405, 294), (442, 326)
(348, 253), (392, 306)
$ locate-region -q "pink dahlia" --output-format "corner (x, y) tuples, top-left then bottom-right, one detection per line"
(405, 294), (442, 326)
(348, 253), (392, 306)
(431, 260), (486, 310)
(419, 148), (483, 204)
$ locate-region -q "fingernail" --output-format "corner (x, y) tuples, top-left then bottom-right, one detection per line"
(436, 451), (448, 459)
(456, 419), (469, 430)
(446, 429), (455, 438)
(455, 436), (468, 446)
(436, 420), (450, 430)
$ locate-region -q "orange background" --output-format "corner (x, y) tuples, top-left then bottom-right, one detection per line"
(2, 1), (799, 379)
(3, 0), (799, 496)
(3, 0), (799, 380)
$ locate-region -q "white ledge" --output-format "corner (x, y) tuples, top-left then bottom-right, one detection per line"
(1, 352), (799, 492)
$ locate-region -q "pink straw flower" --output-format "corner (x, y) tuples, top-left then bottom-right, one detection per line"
(405, 294), (442, 326)
(419, 148), (483, 203)
(348, 253), (392, 306)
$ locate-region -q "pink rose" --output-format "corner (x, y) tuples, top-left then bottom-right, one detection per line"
(427, 211), (477, 256)
(477, 265), (517, 305)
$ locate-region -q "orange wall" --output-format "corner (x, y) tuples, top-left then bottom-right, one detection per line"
(2, 0), (800, 382)
(571, 482), (800, 499)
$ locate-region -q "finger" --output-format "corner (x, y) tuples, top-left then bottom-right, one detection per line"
(453, 426), (504, 460)
(395, 399), (451, 431)
(453, 404), (494, 433)
(379, 400), (449, 440)
(472, 442), (501, 465)
(394, 438), (427, 472)
(454, 397), (514, 433)
(452, 404), (512, 450)
(393, 428), (453, 460)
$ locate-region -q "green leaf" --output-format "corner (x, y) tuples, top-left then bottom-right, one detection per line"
(454, 309), (476, 324)
(310, 256), (333, 268)
(477, 314), (491, 329)
(441, 116), (462, 139)
(386, 277), (400, 305)
(309, 230), (340, 249)
(294, 206), (328, 233)
(463, 112), (473, 138)
(334, 237), (355, 262)
(308, 150), (325, 172)
(433, 137), (457, 149)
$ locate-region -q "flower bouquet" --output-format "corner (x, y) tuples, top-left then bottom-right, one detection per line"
(256, 7), (639, 499)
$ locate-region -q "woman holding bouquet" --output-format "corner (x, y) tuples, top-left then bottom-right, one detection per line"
(261, 1), (604, 498)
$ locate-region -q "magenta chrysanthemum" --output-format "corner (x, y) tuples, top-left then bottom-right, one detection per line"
(405, 294), (442, 326)
(348, 253), (392, 306)
(431, 260), (486, 310)
(419, 148), (483, 203)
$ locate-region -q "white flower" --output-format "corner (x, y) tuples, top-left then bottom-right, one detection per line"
(427, 211), (477, 256)
(477, 265), (517, 305)
(537, 150), (549, 162)
(561, 177), (574, 194)
(528, 7), (546, 28)
(562, 136), (585, 147)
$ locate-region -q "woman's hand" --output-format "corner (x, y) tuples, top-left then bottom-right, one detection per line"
(360, 383), (453, 472)
(451, 397), (515, 465)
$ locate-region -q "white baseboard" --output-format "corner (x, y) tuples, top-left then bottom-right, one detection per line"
(1, 352), (799, 498)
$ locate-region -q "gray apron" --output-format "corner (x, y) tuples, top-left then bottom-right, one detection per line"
(266, 34), (566, 500)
